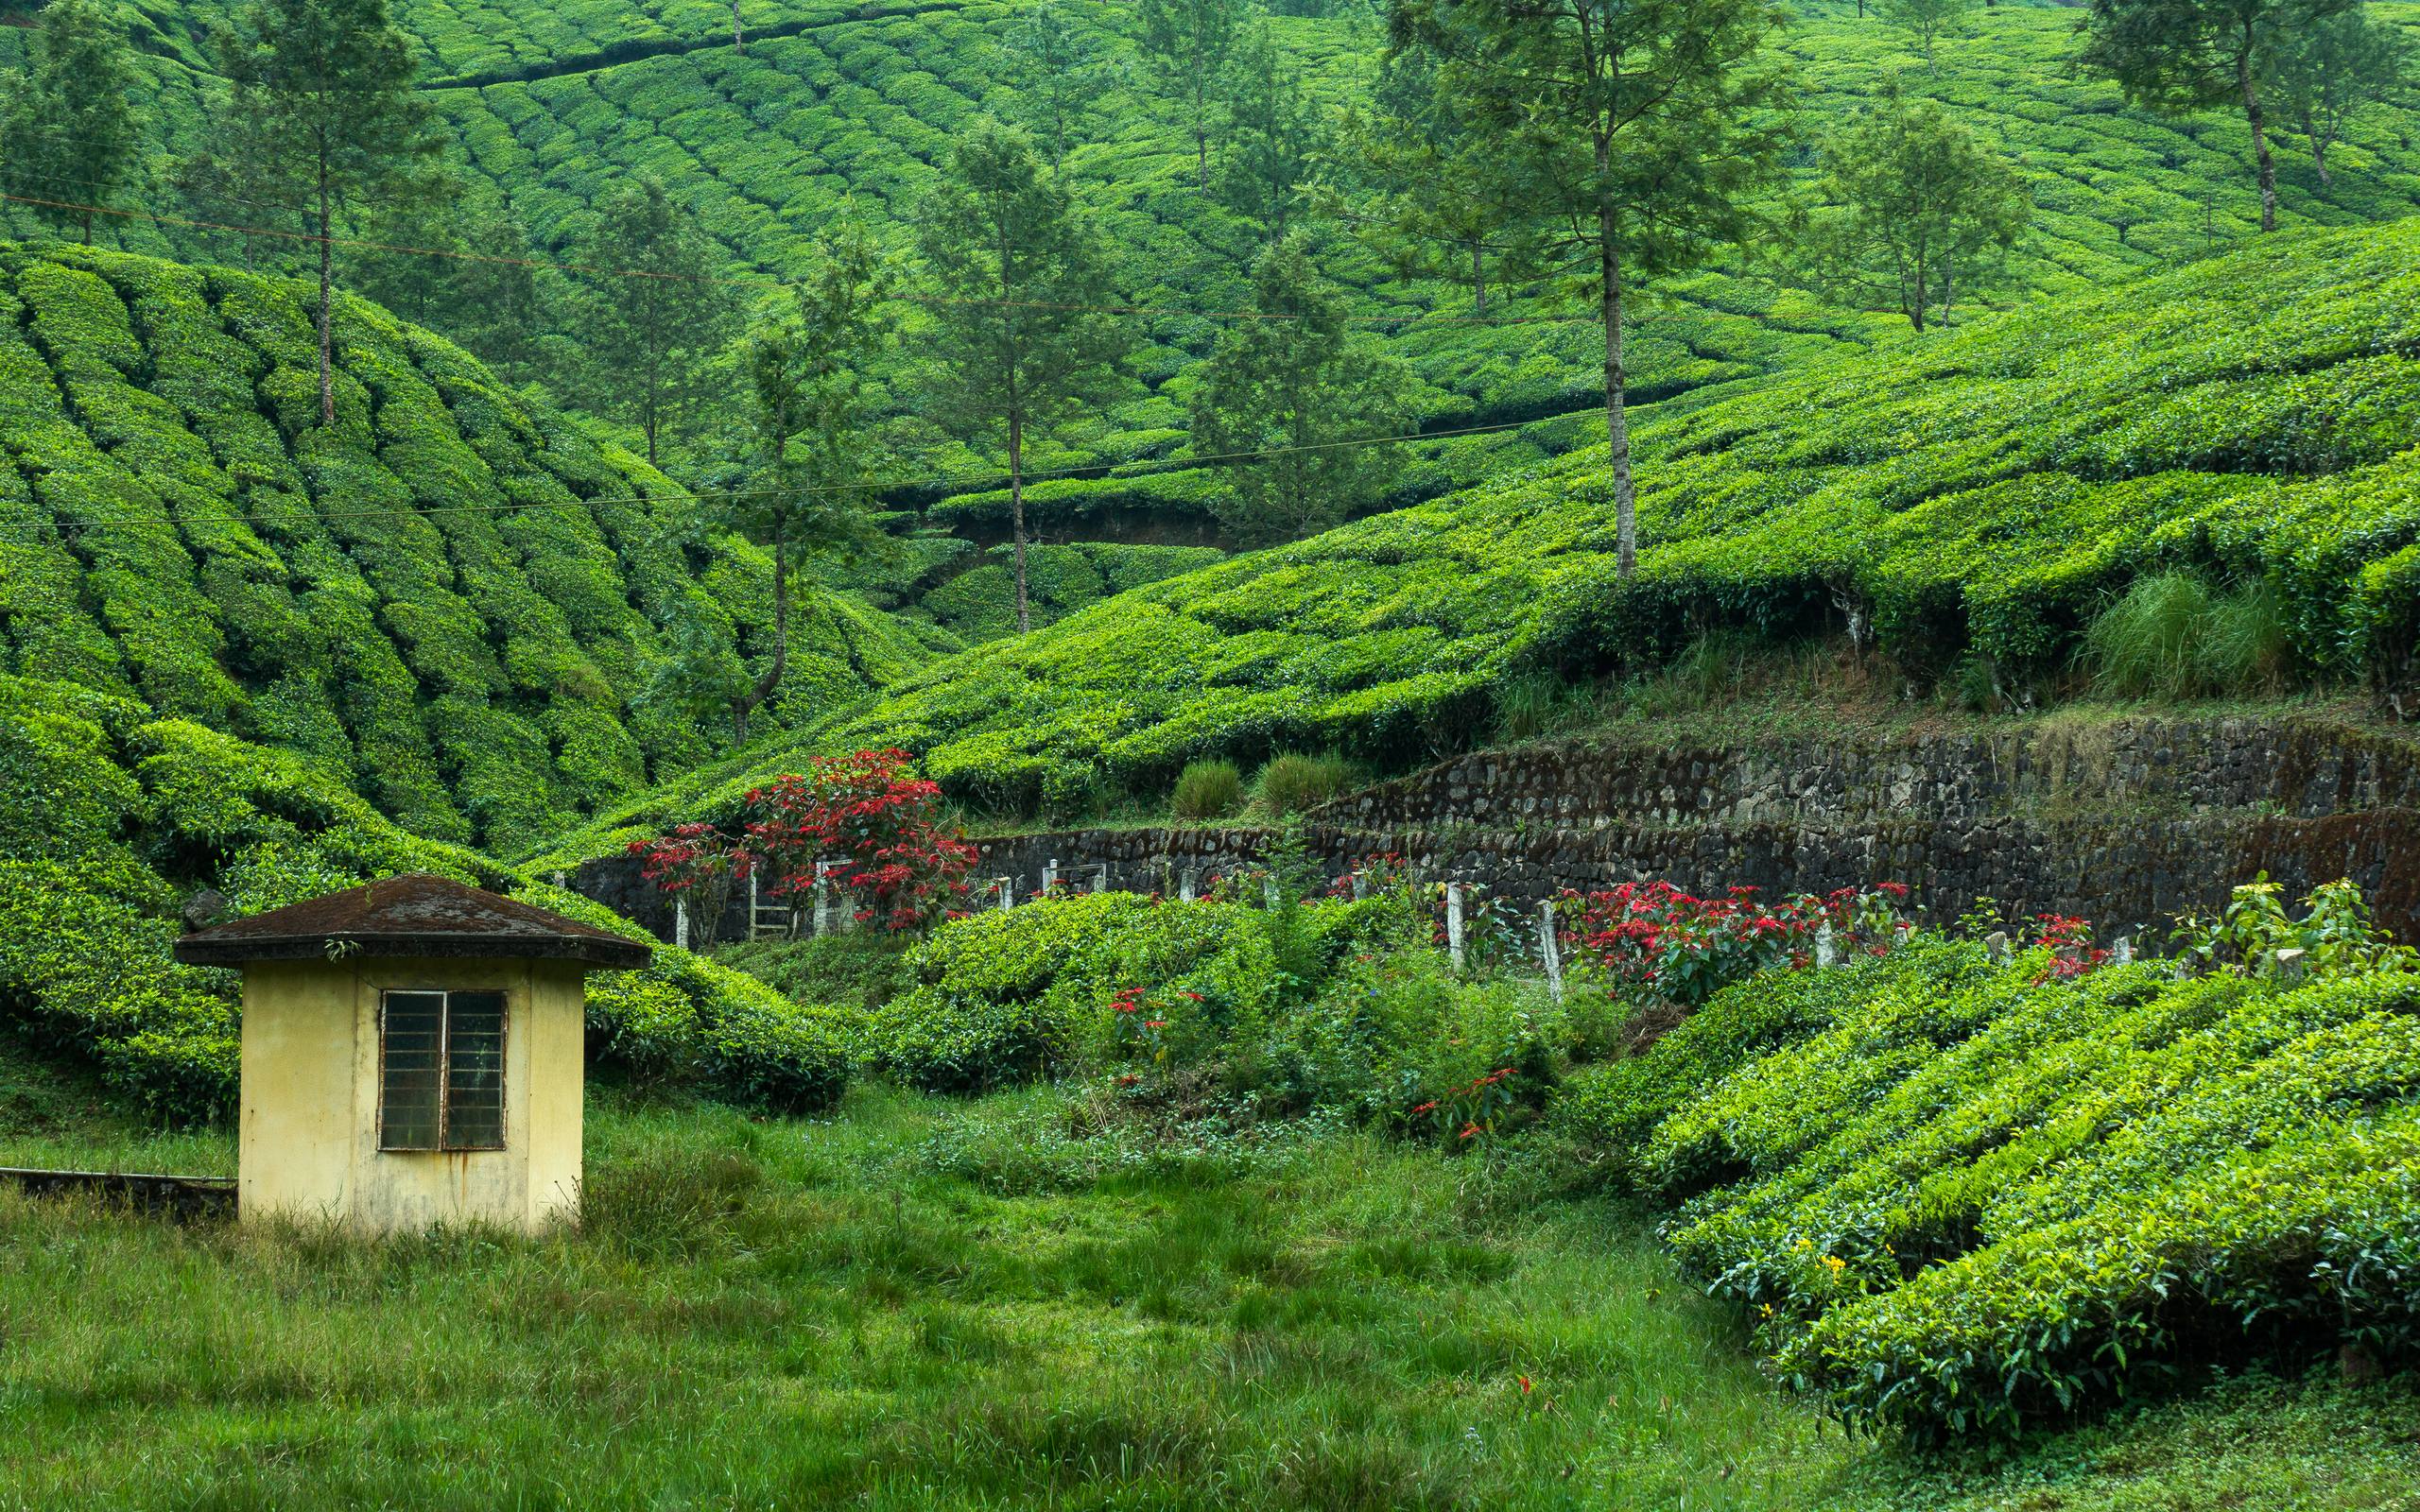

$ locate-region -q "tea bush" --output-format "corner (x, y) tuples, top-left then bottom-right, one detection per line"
(0, 243), (926, 854)
(1557, 922), (2420, 1438)
(0, 675), (854, 1122)
(543, 217), (2420, 846)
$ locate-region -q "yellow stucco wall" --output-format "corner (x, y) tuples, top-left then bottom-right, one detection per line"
(237, 955), (586, 1232)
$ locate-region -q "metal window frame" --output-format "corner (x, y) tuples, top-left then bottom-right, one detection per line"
(376, 987), (508, 1154)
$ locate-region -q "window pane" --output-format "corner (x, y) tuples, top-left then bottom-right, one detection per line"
(380, 992), (446, 1150)
(443, 990), (506, 1150)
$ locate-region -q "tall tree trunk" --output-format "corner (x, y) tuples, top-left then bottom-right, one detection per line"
(1471, 241), (1486, 314)
(2239, 48), (2279, 232)
(1596, 186), (1635, 580)
(1940, 260), (1956, 328)
(1008, 409), (1031, 634)
(1196, 125), (1209, 189)
(81, 210), (94, 247)
(316, 159), (337, 427)
(2307, 115), (2332, 184)
(732, 518), (788, 743)
(732, 1), (745, 52)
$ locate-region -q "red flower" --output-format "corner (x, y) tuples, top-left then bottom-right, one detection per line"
(1409, 1101), (1439, 1115)
(1144, 1020), (1168, 1030)
(1518, 1374), (1532, 1394)
(1458, 1122), (1480, 1140)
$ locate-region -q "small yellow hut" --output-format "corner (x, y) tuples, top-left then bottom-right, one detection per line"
(174, 873), (650, 1232)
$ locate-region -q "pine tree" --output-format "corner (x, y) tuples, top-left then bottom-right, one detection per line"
(1191, 235), (1416, 545)
(2077, 0), (2352, 232)
(1011, 1), (1104, 164)
(1216, 18), (1328, 242)
(0, 0), (142, 246)
(1877, 0), (1972, 71)
(2269, 7), (2412, 184)
(1803, 89), (2030, 330)
(1347, 41), (1515, 311)
(722, 224), (892, 741)
(916, 121), (1130, 634)
(1139, 0), (1246, 188)
(205, 0), (439, 426)
(574, 177), (736, 469)
(1388, 0), (1795, 580)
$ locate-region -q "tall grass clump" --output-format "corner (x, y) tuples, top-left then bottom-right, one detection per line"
(1254, 752), (1358, 816)
(1170, 760), (1246, 820)
(2083, 573), (2292, 697)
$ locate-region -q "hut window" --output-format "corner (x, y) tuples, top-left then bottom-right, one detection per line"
(378, 989), (506, 1151)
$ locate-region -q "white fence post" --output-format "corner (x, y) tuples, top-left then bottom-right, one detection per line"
(1540, 900), (1564, 1004)
(1446, 883), (1466, 975)
(1042, 859), (1059, 896)
(1179, 869), (1197, 903)
(1090, 864), (1109, 895)
(1984, 931), (2009, 964)
(996, 877), (1014, 912)
(1815, 921), (1837, 969)
(1351, 870), (1368, 902)
(2112, 934), (2134, 967)
(674, 897), (691, 951)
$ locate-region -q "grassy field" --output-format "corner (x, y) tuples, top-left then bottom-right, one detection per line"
(0, 1080), (2408, 1511)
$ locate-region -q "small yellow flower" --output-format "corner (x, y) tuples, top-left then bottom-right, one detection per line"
(1822, 1255), (1846, 1275)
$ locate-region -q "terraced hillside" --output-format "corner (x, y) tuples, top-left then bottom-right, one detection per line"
(9, 0), (2419, 639)
(0, 242), (928, 853)
(540, 218), (2420, 851)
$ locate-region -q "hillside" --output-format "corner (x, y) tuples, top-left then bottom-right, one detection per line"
(0, 241), (931, 853)
(540, 217), (2420, 849)
(9, 1), (2420, 638)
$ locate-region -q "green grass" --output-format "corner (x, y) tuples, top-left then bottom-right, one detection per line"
(0, 1084), (2408, 1510)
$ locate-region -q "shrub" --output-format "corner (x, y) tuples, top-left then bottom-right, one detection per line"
(742, 750), (978, 933)
(1554, 888), (2420, 1440)
(1169, 759), (1244, 820)
(1560, 881), (1912, 1006)
(1254, 751), (1357, 816)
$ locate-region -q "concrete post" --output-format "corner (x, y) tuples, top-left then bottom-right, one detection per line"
(1815, 921), (1837, 969)
(674, 897), (690, 952)
(1984, 931), (2009, 964)
(1042, 859), (1059, 895)
(1180, 869), (1197, 903)
(1446, 883), (1466, 975)
(1540, 900), (1564, 1004)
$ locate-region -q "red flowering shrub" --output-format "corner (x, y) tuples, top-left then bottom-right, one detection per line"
(743, 749), (978, 933)
(2026, 913), (2109, 980)
(1562, 881), (1912, 1005)
(625, 822), (753, 948)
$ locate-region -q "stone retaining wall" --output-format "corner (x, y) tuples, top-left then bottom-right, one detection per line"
(572, 715), (2420, 943)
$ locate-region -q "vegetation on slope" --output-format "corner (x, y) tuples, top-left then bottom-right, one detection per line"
(540, 218), (2420, 849)
(1557, 936), (2419, 1439)
(0, 240), (925, 853)
(0, 671), (855, 1123)
(10, 1), (2418, 640)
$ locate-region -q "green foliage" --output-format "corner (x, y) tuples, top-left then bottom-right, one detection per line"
(1139, 0), (1247, 186)
(2082, 571), (2291, 697)
(0, 241), (924, 852)
(1803, 87), (2029, 330)
(1254, 750), (1356, 816)
(543, 217), (2420, 838)
(0, 674), (854, 1122)
(2171, 872), (2420, 977)
(1169, 758), (1244, 819)
(1190, 235), (1417, 545)
(0, 0), (142, 246)
(1558, 927), (2420, 1438)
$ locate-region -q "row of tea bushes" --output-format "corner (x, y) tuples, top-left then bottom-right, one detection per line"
(1556, 937), (2419, 1436)
(0, 674), (849, 1122)
(0, 243), (926, 853)
(537, 217), (2420, 850)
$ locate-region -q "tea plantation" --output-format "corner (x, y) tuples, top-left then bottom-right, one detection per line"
(10, 0), (2420, 636)
(541, 216), (2420, 843)
(0, 241), (929, 854)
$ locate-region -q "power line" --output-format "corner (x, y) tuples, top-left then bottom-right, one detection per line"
(0, 415), (1571, 542)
